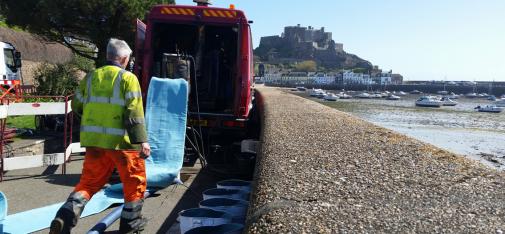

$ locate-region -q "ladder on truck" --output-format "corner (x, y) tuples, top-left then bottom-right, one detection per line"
(0, 95), (84, 182)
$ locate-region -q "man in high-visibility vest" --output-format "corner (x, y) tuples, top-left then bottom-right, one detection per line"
(49, 38), (151, 234)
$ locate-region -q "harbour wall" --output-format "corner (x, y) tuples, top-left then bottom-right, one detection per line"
(246, 86), (505, 233)
(268, 83), (505, 96)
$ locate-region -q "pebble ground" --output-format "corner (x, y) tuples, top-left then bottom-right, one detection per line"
(246, 87), (505, 233)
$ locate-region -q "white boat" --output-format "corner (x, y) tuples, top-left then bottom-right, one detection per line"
(338, 93), (352, 99)
(415, 96), (442, 107)
(356, 92), (371, 99)
(437, 90), (449, 95)
(397, 91), (407, 96)
(475, 105), (503, 113)
(410, 90), (421, 94)
(309, 88), (326, 98)
(447, 92), (459, 99)
(440, 96), (458, 106)
(478, 93), (488, 98)
(386, 95), (401, 100)
(465, 92), (478, 98)
(323, 93), (339, 101)
(492, 99), (505, 107)
(371, 93), (382, 98)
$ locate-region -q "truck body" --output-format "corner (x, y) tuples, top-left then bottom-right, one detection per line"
(134, 3), (254, 131)
(0, 41), (22, 83)
(134, 2), (257, 167)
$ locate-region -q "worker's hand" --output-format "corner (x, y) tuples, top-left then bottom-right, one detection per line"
(140, 142), (151, 159)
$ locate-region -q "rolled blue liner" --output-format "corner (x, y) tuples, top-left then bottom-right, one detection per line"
(185, 223), (244, 234)
(216, 179), (252, 193)
(203, 188), (250, 201)
(1, 77), (188, 233)
(0, 191), (6, 233)
(199, 198), (249, 223)
(179, 208), (233, 234)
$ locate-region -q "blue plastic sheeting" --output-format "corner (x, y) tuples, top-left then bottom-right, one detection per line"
(0, 77), (188, 233)
(0, 191), (6, 233)
(145, 78), (188, 188)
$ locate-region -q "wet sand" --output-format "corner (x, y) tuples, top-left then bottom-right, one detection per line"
(301, 92), (505, 170)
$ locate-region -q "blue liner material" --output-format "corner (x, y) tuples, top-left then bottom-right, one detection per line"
(216, 179), (252, 192)
(202, 188), (250, 201)
(199, 198), (249, 223)
(185, 223), (244, 234)
(179, 208), (233, 234)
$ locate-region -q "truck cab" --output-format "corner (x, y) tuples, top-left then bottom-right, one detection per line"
(0, 42), (22, 82)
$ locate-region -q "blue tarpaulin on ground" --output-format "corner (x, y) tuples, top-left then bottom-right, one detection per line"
(0, 77), (188, 233)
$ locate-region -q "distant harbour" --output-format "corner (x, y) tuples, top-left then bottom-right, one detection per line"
(296, 90), (505, 170)
(271, 83), (505, 97)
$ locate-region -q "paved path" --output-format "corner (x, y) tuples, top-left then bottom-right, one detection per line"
(1, 155), (228, 233)
(247, 87), (505, 233)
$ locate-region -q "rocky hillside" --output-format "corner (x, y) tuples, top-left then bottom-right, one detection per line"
(255, 43), (372, 70)
(255, 25), (373, 70)
(0, 27), (73, 85)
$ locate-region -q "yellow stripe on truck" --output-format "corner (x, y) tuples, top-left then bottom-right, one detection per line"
(203, 10), (237, 18)
(179, 8), (188, 15)
(209, 10), (218, 17)
(171, 8), (180, 14)
(160, 8), (196, 16)
(160, 8), (234, 18)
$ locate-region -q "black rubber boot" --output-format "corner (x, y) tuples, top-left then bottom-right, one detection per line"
(49, 192), (88, 234)
(119, 199), (147, 234)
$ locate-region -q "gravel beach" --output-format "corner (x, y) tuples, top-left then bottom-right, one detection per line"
(246, 87), (505, 233)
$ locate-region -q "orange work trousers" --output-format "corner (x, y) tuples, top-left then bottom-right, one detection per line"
(74, 147), (147, 202)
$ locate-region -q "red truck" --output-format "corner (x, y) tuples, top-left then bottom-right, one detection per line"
(134, 1), (257, 166)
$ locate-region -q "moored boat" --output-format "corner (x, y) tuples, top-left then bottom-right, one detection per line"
(356, 92), (371, 99)
(447, 92), (459, 99)
(465, 92), (478, 98)
(337, 92), (352, 99)
(371, 93), (382, 98)
(475, 105), (503, 113)
(309, 88), (326, 98)
(323, 93), (339, 101)
(415, 96), (442, 107)
(386, 95), (401, 100)
(440, 96), (458, 106)
(492, 99), (505, 107)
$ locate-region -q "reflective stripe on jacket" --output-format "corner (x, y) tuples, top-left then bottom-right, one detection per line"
(72, 65), (147, 150)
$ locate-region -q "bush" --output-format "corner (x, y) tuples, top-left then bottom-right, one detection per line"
(72, 54), (95, 73)
(34, 61), (80, 96)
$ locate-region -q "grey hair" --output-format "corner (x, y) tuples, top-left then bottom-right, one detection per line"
(106, 38), (132, 61)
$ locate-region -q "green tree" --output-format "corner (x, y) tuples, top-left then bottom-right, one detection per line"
(353, 68), (368, 74)
(294, 60), (317, 72)
(0, 0), (174, 66)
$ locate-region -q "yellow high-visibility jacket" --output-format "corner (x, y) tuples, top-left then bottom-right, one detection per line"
(72, 65), (147, 150)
